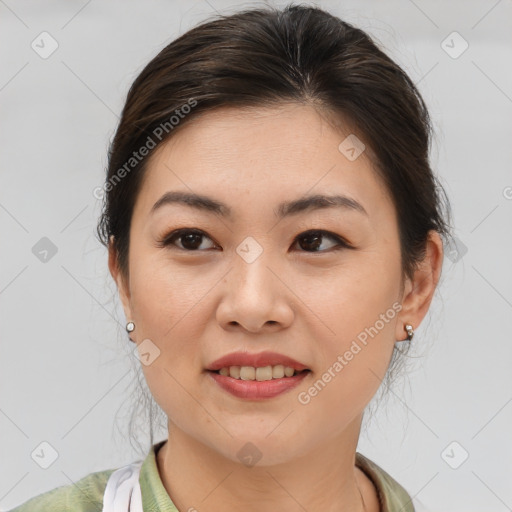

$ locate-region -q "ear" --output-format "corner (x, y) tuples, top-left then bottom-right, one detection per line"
(395, 230), (444, 341)
(108, 235), (133, 322)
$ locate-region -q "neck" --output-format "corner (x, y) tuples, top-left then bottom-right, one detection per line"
(156, 415), (379, 512)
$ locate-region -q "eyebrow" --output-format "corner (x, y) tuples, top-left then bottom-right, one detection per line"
(150, 191), (368, 219)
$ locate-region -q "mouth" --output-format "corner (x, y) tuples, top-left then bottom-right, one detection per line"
(206, 366), (312, 399)
(204, 351), (312, 398)
(207, 366), (312, 381)
(206, 350), (310, 374)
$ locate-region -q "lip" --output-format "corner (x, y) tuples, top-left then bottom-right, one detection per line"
(207, 369), (310, 400)
(206, 351), (310, 372)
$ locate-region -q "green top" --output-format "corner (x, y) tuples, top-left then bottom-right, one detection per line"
(9, 440), (415, 511)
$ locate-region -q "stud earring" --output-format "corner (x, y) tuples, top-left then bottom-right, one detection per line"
(126, 322), (136, 343)
(404, 323), (414, 341)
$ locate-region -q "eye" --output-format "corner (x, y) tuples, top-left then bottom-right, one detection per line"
(158, 228), (352, 253)
(291, 229), (351, 253)
(158, 228), (217, 251)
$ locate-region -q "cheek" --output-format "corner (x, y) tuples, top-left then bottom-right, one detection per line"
(309, 248), (401, 333)
(129, 249), (209, 337)
(293, 287), (399, 441)
(130, 257), (210, 420)
(306, 252), (401, 393)
(128, 250), (210, 382)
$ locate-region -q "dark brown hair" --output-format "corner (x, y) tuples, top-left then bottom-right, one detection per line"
(97, 3), (451, 285)
(97, 3), (452, 446)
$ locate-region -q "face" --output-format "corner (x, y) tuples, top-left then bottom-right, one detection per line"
(110, 103), (439, 465)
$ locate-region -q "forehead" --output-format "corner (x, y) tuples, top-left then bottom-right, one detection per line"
(134, 104), (393, 222)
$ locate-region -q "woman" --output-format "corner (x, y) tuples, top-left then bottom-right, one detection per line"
(10, 4), (451, 511)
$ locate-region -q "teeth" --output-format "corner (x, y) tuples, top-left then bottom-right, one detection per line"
(217, 365), (301, 381)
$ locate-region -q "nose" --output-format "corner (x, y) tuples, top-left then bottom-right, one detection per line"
(216, 249), (294, 334)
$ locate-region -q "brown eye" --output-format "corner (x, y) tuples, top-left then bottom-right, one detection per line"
(293, 230), (350, 253)
(158, 228), (351, 253)
(160, 229), (217, 251)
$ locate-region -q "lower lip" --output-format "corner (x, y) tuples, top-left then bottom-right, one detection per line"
(207, 370), (310, 399)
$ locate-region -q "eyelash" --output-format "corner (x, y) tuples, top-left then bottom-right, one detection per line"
(157, 228), (353, 253)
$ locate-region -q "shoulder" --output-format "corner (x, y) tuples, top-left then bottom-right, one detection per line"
(8, 468), (115, 512)
(355, 452), (415, 512)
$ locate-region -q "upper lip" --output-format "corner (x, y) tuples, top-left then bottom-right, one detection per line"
(206, 351), (310, 372)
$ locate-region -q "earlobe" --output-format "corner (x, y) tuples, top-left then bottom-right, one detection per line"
(395, 230), (444, 340)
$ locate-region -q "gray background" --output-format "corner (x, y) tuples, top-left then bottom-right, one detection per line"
(1, 1), (511, 511)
